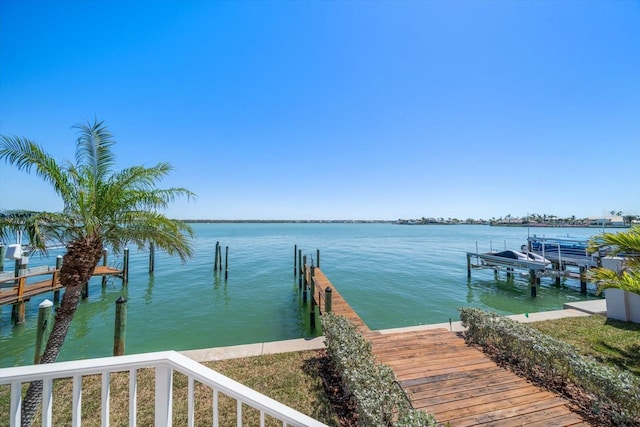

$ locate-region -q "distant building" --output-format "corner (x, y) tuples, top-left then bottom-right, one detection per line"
(587, 216), (626, 227)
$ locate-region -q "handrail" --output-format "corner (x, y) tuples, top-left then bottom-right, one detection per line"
(0, 268), (60, 285)
(0, 351), (327, 427)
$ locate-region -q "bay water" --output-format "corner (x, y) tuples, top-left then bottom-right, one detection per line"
(0, 223), (606, 368)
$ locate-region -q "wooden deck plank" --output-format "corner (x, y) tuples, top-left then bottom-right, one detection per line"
(306, 267), (588, 426)
(447, 397), (581, 426)
(410, 380), (532, 406)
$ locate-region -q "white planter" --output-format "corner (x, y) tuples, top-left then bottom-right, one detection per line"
(605, 288), (640, 323)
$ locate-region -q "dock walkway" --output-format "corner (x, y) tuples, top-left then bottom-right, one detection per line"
(305, 265), (588, 426)
(0, 265), (123, 307)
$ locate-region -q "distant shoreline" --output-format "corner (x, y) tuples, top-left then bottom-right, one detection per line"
(179, 219), (630, 228)
(181, 219), (395, 224)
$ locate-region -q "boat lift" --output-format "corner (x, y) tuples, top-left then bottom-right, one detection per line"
(467, 238), (592, 297)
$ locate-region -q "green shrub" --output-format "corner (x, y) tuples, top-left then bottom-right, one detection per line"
(459, 307), (640, 425)
(321, 313), (437, 426)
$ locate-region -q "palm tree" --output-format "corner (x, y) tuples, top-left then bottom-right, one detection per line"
(588, 226), (640, 295)
(0, 119), (195, 426)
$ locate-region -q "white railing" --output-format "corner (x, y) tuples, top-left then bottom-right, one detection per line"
(0, 351), (327, 427)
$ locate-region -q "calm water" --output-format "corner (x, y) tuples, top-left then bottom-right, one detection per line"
(0, 223), (607, 367)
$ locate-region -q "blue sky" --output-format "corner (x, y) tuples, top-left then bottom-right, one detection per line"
(1, 0), (638, 220)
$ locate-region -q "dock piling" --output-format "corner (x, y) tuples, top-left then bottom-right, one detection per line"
(123, 248), (129, 285)
(302, 255), (307, 303)
(53, 255), (63, 303)
(34, 299), (53, 364)
(529, 270), (537, 297)
(294, 245), (297, 276)
(317, 249), (320, 268)
(214, 242), (220, 272)
(12, 257), (29, 323)
(298, 250), (303, 287)
(310, 266), (316, 329)
(101, 249), (108, 287)
(0, 245), (4, 271)
(325, 287), (332, 313)
(579, 266), (587, 293)
(224, 246), (229, 281)
(149, 242), (155, 274)
(113, 296), (127, 356)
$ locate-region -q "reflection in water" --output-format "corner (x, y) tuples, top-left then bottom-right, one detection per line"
(144, 275), (155, 305)
(212, 271), (230, 305)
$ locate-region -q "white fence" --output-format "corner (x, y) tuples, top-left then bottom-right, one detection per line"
(0, 351), (327, 427)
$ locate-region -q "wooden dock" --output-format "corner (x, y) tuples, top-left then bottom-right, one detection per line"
(368, 329), (587, 426)
(301, 262), (588, 426)
(0, 265), (124, 307)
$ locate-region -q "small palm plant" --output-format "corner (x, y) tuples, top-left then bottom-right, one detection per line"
(0, 119), (195, 426)
(588, 225), (640, 295)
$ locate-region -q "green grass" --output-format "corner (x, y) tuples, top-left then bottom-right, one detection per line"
(0, 350), (340, 427)
(530, 315), (640, 375)
(3, 315), (638, 426)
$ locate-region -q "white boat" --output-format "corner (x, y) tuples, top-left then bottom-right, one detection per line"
(478, 250), (551, 270)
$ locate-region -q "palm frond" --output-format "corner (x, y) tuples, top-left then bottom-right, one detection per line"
(592, 267), (640, 295)
(0, 136), (75, 203)
(72, 119), (116, 183)
(0, 210), (70, 254)
(105, 210), (194, 262)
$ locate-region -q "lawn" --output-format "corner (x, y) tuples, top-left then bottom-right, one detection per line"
(0, 350), (341, 427)
(530, 314), (640, 376)
(2, 314), (639, 426)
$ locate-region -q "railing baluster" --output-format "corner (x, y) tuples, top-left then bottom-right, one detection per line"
(213, 388), (219, 427)
(0, 351), (327, 427)
(129, 369), (137, 427)
(102, 372), (110, 427)
(155, 365), (173, 427)
(72, 375), (82, 427)
(188, 377), (195, 427)
(42, 377), (53, 427)
(10, 382), (21, 426)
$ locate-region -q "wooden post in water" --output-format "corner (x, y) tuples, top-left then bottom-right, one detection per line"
(466, 254), (471, 278)
(53, 255), (62, 303)
(298, 249), (303, 288)
(302, 255), (307, 303)
(0, 245), (5, 271)
(101, 249), (108, 287)
(294, 245), (297, 276)
(123, 248), (129, 285)
(579, 266), (587, 293)
(529, 269), (537, 297)
(214, 242), (220, 272)
(82, 281), (89, 299)
(34, 299), (53, 364)
(317, 249), (320, 269)
(12, 257), (28, 324)
(82, 250), (90, 299)
(149, 242), (155, 274)
(224, 246), (229, 281)
(325, 287), (332, 313)
(113, 296), (127, 356)
(310, 266), (316, 329)
(218, 245), (222, 273)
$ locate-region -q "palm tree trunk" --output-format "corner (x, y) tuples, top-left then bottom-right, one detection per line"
(21, 236), (104, 427)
